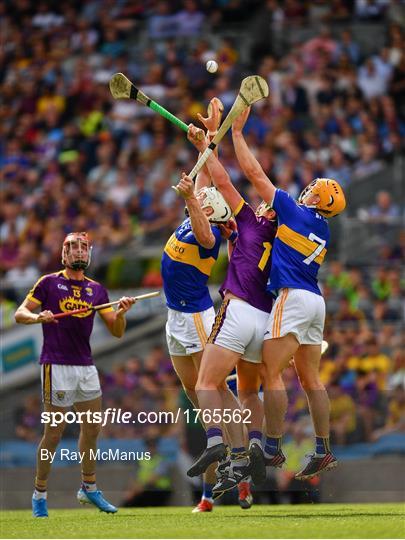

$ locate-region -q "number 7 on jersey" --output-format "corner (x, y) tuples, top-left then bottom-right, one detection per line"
(303, 233), (326, 265)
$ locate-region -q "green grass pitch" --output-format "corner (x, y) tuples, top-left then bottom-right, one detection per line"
(1, 503), (404, 539)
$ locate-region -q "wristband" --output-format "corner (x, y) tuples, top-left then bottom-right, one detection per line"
(228, 231), (238, 244)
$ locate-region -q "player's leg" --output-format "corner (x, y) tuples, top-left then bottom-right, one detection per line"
(171, 354), (199, 406)
(235, 359), (262, 508)
(237, 359), (262, 438)
(189, 344), (245, 476)
(33, 364), (72, 517)
(261, 289), (306, 467)
(293, 344), (337, 479)
(236, 358), (266, 488)
(190, 300), (258, 480)
(172, 351), (217, 512)
(33, 402), (67, 517)
(74, 367), (117, 513)
(261, 335), (299, 465)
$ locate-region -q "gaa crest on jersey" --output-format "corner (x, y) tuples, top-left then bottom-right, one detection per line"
(85, 287), (93, 296)
(59, 297), (93, 318)
(56, 391), (66, 400)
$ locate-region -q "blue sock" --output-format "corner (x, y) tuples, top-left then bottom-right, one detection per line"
(206, 427), (223, 447)
(315, 436), (330, 455)
(264, 436), (282, 457)
(202, 482), (213, 501)
(248, 430), (263, 448)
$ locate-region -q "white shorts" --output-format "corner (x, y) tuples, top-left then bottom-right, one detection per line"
(264, 288), (325, 345)
(208, 298), (269, 363)
(166, 307), (215, 356)
(41, 364), (102, 407)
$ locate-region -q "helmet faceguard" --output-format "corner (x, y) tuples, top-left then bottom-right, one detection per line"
(62, 232), (91, 271)
(298, 178), (346, 218)
(196, 187), (232, 223)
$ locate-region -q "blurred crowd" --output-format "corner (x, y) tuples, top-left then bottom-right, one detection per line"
(1, 0), (405, 292)
(2, 0), (405, 458)
(14, 261), (405, 447)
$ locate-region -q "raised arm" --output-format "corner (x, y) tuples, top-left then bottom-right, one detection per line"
(187, 124), (242, 212)
(194, 98), (224, 192)
(232, 107), (276, 205)
(176, 173), (216, 249)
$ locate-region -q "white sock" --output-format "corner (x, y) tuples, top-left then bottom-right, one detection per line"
(207, 436), (223, 448)
(33, 490), (47, 500)
(82, 482), (97, 492)
(249, 438), (262, 448)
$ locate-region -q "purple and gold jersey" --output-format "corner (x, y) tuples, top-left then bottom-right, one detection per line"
(220, 200), (276, 313)
(161, 218), (222, 313)
(27, 270), (113, 365)
(268, 189), (330, 296)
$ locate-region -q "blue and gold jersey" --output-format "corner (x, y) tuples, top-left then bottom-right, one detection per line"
(161, 218), (222, 312)
(268, 189), (330, 296)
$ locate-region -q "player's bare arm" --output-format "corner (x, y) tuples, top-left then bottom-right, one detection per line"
(176, 173), (216, 249)
(194, 98), (223, 192)
(188, 125), (242, 212)
(232, 107), (276, 205)
(15, 298), (57, 325)
(99, 296), (136, 338)
(218, 219), (238, 260)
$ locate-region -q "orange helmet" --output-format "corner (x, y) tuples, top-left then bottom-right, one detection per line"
(298, 178), (346, 218)
(62, 232), (91, 270)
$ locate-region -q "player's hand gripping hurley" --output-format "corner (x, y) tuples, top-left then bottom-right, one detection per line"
(53, 291), (160, 319)
(172, 75), (269, 194)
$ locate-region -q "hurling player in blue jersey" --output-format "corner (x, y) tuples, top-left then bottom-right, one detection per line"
(161, 98), (242, 513)
(232, 107), (346, 480)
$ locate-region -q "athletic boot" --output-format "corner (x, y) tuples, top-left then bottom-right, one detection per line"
(192, 498), (213, 513)
(249, 443), (266, 486)
(32, 496), (48, 518)
(212, 462), (250, 496)
(187, 443), (227, 477)
(265, 449), (286, 468)
(238, 481), (253, 509)
(295, 453), (337, 480)
(77, 486), (117, 513)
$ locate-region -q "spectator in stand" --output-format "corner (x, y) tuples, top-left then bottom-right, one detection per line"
(276, 417), (320, 504)
(353, 142), (384, 178)
(358, 58), (391, 100)
(14, 395), (43, 442)
(372, 384), (405, 440)
(175, 0), (206, 39)
(0, 292), (17, 330)
(335, 29), (361, 66)
(361, 190), (401, 224)
(329, 381), (357, 445)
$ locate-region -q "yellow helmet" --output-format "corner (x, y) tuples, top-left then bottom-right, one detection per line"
(298, 178), (346, 218)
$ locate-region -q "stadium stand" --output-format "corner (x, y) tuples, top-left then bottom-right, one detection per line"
(1, 0), (404, 508)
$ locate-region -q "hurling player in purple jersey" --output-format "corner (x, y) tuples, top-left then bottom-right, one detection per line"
(184, 124), (278, 497)
(232, 107), (346, 482)
(15, 232), (135, 517)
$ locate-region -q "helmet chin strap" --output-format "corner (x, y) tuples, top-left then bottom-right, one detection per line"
(66, 261), (88, 271)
